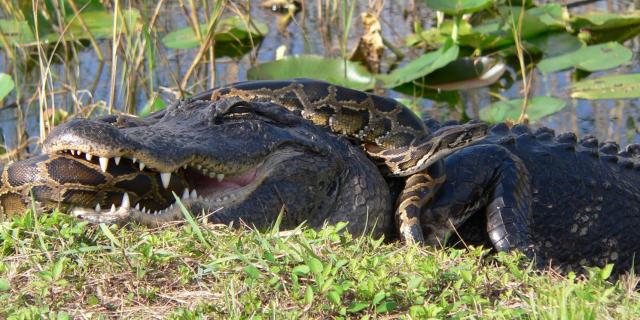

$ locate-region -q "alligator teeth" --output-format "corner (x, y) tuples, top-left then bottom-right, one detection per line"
(190, 189), (198, 199)
(121, 193), (130, 209)
(114, 157), (121, 165)
(85, 153), (93, 161)
(208, 172), (216, 178)
(160, 172), (171, 189)
(139, 162), (146, 171)
(216, 173), (224, 182)
(110, 204), (116, 213)
(99, 157), (109, 172)
(182, 188), (190, 200)
(95, 203), (101, 213)
(141, 207), (147, 214)
(71, 150), (77, 155)
(135, 203), (140, 210)
(132, 157), (137, 163)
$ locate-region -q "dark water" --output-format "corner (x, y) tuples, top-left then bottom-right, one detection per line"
(1, 0), (640, 153)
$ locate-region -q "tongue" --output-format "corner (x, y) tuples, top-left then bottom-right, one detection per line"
(189, 168), (257, 196)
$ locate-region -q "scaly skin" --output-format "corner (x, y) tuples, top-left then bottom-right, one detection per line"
(0, 80), (487, 243)
(0, 98), (394, 237)
(420, 122), (640, 274)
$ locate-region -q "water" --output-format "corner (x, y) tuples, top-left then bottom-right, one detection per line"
(1, 0), (640, 154)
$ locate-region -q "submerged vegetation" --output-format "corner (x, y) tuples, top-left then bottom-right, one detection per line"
(1, 0), (640, 317)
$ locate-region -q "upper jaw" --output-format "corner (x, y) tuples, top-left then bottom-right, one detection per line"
(64, 148), (301, 226)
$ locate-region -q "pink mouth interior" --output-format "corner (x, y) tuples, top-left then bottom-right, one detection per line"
(185, 168), (258, 196)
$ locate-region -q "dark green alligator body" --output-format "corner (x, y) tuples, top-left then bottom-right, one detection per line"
(1, 79), (639, 274)
(422, 120), (640, 274)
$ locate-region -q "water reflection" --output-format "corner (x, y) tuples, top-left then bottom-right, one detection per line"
(0, 0), (639, 154)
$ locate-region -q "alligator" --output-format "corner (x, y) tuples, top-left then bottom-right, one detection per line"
(1, 79), (639, 274)
(0, 79), (486, 242)
(417, 120), (640, 274)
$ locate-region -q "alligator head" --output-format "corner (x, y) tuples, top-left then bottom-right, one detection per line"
(0, 98), (393, 236)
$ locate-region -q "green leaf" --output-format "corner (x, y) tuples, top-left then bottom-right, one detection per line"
(173, 194), (211, 249)
(479, 96), (566, 123)
(537, 42), (632, 73)
(36, 271), (53, 282)
(570, 73), (640, 100)
(247, 55), (375, 91)
(327, 290), (341, 306)
(292, 265), (310, 275)
(424, 0), (492, 15)
(161, 16), (268, 51)
(52, 257), (66, 279)
(372, 291), (386, 305)
(378, 40), (459, 88)
(0, 73), (15, 101)
(0, 278), (9, 291)
(244, 265), (261, 279)
(99, 223), (121, 248)
(304, 286), (314, 304)
(139, 94), (167, 116)
(599, 264), (614, 280)
(308, 257), (324, 274)
(376, 301), (397, 313)
(347, 301), (370, 313)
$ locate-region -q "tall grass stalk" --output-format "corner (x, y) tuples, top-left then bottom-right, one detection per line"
(108, 0), (121, 114)
(509, 3), (532, 124)
(67, 0), (104, 60)
(180, 0), (225, 90)
(340, 0), (356, 79)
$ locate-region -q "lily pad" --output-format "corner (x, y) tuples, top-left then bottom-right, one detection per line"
(412, 56), (506, 90)
(479, 96), (566, 123)
(247, 55), (375, 91)
(0, 73), (15, 101)
(454, 4), (564, 50)
(424, 0), (493, 15)
(537, 42), (631, 74)
(570, 11), (640, 31)
(525, 32), (584, 58)
(377, 40), (459, 88)
(570, 74), (640, 100)
(0, 19), (35, 45)
(56, 9), (140, 41)
(162, 16), (268, 49)
(0, 9), (140, 46)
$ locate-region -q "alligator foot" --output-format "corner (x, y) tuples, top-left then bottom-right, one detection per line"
(420, 144), (534, 254)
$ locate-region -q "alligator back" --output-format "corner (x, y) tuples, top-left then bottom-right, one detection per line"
(426, 122), (640, 273)
(490, 125), (640, 272)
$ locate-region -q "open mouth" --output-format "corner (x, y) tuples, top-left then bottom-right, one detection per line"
(54, 148), (260, 223)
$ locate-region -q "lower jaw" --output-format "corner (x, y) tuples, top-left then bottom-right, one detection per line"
(69, 170), (263, 225)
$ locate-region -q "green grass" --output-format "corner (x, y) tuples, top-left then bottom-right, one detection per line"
(1, 211), (639, 319)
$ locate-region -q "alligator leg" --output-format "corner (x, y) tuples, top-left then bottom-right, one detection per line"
(395, 160), (446, 244)
(420, 144), (535, 257)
